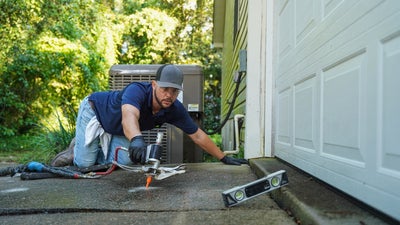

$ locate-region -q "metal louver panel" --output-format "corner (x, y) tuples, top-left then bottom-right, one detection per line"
(109, 74), (156, 91)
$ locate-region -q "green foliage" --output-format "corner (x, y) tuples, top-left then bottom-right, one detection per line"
(0, 108), (75, 164)
(159, 0), (222, 131)
(121, 0), (158, 14)
(203, 53), (222, 132)
(0, 0), (223, 162)
(203, 133), (222, 162)
(0, 135), (34, 163)
(119, 0), (222, 131)
(118, 8), (178, 64)
(0, 0), (117, 137)
(203, 133), (245, 162)
(31, 109), (76, 163)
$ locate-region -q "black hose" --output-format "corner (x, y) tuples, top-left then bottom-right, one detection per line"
(206, 72), (244, 135)
(0, 164), (26, 177)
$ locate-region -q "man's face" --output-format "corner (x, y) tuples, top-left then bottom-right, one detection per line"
(152, 81), (180, 108)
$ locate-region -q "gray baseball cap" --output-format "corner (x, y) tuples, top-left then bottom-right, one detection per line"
(156, 65), (183, 90)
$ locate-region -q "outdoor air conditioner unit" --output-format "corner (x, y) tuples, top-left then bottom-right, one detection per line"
(109, 64), (204, 164)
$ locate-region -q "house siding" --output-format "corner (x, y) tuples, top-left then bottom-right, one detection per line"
(220, 0), (247, 149)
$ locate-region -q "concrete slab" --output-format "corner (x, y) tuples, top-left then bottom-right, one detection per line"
(0, 163), (296, 225)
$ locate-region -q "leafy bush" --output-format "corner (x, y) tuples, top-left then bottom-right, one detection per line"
(0, 0), (117, 137)
(0, 0), (223, 164)
(118, 8), (178, 64)
(0, 109), (75, 164)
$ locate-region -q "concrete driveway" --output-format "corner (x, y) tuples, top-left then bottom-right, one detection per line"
(0, 163), (296, 225)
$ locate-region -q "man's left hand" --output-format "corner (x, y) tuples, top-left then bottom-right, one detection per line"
(220, 156), (248, 165)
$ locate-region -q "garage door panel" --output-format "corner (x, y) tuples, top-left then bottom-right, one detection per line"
(273, 0), (400, 220)
(323, 0), (344, 17)
(294, 75), (317, 153)
(277, 0), (386, 83)
(322, 50), (365, 166)
(296, 0), (319, 44)
(379, 31), (400, 178)
(277, 88), (292, 146)
(278, 0), (294, 63)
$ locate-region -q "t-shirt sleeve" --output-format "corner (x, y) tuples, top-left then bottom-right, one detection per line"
(121, 83), (146, 110)
(169, 102), (199, 135)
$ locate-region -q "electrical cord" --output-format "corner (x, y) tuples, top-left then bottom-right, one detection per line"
(206, 71), (244, 135)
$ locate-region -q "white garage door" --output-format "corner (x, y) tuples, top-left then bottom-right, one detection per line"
(273, 0), (400, 220)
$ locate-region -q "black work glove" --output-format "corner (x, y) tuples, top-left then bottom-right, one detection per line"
(220, 156), (248, 166)
(128, 135), (147, 164)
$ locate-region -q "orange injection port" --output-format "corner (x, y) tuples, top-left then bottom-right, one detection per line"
(146, 176), (153, 189)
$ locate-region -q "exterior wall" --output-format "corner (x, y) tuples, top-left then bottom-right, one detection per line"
(244, 0), (271, 158)
(220, 0), (248, 151)
(217, 0), (270, 157)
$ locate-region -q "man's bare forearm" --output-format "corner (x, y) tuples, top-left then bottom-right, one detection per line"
(121, 104), (142, 140)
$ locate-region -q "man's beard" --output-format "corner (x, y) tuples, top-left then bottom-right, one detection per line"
(154, 88), (172, 109)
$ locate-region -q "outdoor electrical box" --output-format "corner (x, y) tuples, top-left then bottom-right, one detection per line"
(109, 64), (204, 164)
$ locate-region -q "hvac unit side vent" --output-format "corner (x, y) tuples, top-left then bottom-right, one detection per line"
(109, 74), (156, 91)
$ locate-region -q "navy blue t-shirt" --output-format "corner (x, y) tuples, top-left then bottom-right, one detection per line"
(88, 82), (198, 136)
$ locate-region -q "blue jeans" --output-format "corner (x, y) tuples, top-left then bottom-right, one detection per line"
(73, 97), (132, 168)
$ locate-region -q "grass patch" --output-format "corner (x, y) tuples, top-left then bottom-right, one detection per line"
(0, 110), (75, 164)
(1, 135), (49, 163)
(0, 135), (33, 163)
(0, 131), (73, 164)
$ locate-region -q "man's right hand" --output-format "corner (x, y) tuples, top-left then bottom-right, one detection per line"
(128, 135), (147, 164)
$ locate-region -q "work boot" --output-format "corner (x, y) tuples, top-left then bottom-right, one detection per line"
(50, 138), (75, 167)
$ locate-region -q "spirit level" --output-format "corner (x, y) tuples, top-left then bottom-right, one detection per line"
(222, 170), (289, 207)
